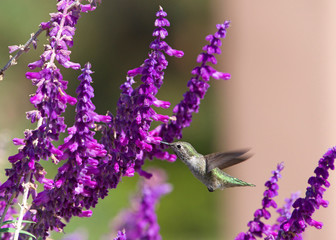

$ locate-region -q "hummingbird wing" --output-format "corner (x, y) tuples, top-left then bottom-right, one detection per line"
(205, 150), (250, 174)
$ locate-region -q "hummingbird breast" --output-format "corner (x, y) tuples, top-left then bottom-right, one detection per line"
(186, 156), (226, 191)
(185, 156), (216, 187)
(187, 156), (207, 175)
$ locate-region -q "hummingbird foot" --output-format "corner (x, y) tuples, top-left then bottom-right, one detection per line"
(207, 187), (214, 192)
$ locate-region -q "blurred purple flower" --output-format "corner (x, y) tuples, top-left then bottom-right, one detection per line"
(61, 229), (88, 240)
(112, 169), (172, 240)
(235, 163), (284, 240)
(114, 230), (127, 240)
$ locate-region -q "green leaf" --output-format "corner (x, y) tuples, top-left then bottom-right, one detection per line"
(1, 219), (35, 226)
(0, 228), (16, 233)
(1, 220), (15, 226)
(17, 229), (37, 239)
(0, 228), (36, 239)
(20, 220), (36, 224)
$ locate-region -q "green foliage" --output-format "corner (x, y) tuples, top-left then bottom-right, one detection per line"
(0, 220), (36, 239)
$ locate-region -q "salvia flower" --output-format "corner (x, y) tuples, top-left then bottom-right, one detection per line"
(235, 163), (284, 240)
(112, 169), (172, 240)
(101, 6), (183, 181)
(25, 63), (111, 238)
(0, 4), (236, 240)
(0, 0), (96, 235)
(148, 21), (231, 161)
(274, 192), (300, 231)
(0, 0), (99, 235)
(0, 67), (70, 204)
(28, 0), (94, 70)
(276, 148), (336, 239)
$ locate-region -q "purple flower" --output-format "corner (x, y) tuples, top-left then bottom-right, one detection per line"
(276, 148), (336, 239)
(0, 4), (235, 239)
(148, 21), (231, 161)
(24, 63), (111, 238)
(28, 0), (95, 70)
(274, 192), (300, 230)
(235, 163), (284, 240)
(237, 148), (336, 240)
(0, 0), (98, 236)
(0, 0), (94, 206)
(61, 230), (88, 240)
(113, 230), (127, 240)
(112, 169), (172, 240)
(100, 6), (183, 183)
(0, 68), (73, 206)
(262, 192), (303, 240)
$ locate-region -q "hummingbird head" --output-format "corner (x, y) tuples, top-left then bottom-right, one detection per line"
(161, 141), (199, 161)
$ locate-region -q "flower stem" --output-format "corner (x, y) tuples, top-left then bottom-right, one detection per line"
(0, 28), (45, 81)
(13, 173), (31, 240)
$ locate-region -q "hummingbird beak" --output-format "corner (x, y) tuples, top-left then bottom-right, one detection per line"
(160, 141), (171, 146)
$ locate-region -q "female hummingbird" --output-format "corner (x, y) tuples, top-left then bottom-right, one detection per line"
(161, 141), (255, 192)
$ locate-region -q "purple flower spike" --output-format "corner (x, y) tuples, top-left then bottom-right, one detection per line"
(112, 169), (172, 240)
(148, 21), (231, 161)
(0, 0), (97, 206)
(25, 63), (111, 238)
(0, 68), (72, 203)
(235, 163), (284, 240)
(275, 192), (301, 229)
(276, 148), (336, 239)
(29, 0), (87, 70)
(100, 7), (184, 179)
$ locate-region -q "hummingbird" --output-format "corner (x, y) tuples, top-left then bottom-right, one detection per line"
(161, 141), (255, 192)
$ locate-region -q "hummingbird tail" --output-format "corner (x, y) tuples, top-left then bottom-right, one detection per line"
(226, 178), (255, 188)
(214, 168), (256, 189)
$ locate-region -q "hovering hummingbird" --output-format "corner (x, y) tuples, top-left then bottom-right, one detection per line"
(161, 141), (255, 192)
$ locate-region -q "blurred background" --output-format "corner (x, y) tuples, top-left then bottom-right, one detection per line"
(1, 0), (336, 240)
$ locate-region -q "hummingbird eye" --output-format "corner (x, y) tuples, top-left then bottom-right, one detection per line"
(177, 144), (181, 149)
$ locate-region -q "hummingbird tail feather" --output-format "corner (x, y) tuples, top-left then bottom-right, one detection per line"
(213, 168), (255, 189)
(225, 177), (255, 188)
